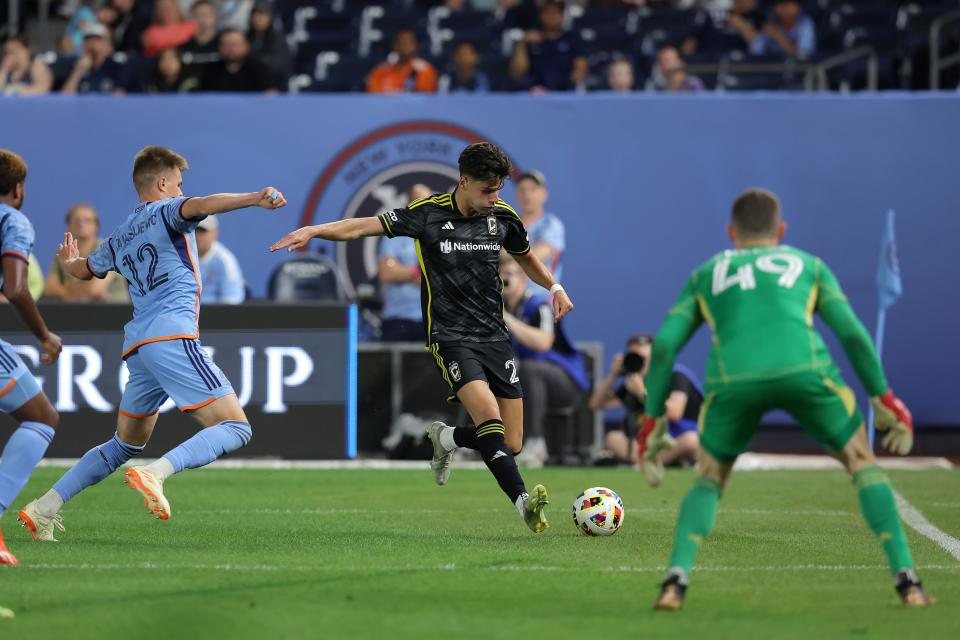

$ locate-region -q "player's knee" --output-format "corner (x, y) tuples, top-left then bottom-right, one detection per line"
(226, 420), (253, 447)
(505, 432), (523, 453)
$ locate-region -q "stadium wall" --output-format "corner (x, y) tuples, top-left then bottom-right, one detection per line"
(2, 94), (957, 426)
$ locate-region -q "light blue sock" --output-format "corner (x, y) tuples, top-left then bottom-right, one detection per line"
(163, 421), (252, 474)
(52, 433), (145, 503)
(0, 422), (55, 518)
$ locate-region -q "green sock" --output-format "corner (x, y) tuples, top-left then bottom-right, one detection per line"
(667, 477), (722, 575)
(853, 465), (914, 575)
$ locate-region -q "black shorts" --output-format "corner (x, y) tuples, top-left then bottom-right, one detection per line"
(430, 341), (524, 403)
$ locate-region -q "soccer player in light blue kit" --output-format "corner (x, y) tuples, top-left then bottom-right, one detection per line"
(0, 149), (62, 566)
(18, 146), (285, 538)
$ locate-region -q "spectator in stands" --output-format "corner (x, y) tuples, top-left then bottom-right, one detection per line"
(500, 257), (589, 468)
(683, 0), (764, 56)
(509, 0), (588, 92)
(196, 216), (246, 304)
(201, 29), (276, 92)
(180, 0), (221, 67)
(146, 47), (199, 93)
(61, 23), (130, 94)
(44, 203), (129, 303)
(248, 1), (291, 88)
(60, 1), (99, 55)
(515, 171), (565, 296)
(605, 58), (635, 93)
(439, 41), (490, 93)
(218, 0), (256, 32)
(97, 0), (148, 54)
(648, 45), (704, 93)
(142, 0), (197, 57)
(590, 335), (701, 467)
(377, 184), (428, 342)
(367, 29), (438, 94)
(0, 35), (54, 96)
(750, 0), (816, 59)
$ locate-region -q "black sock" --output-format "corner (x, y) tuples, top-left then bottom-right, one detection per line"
(453, 426), (478, 449)
(472, 419), (526, 504)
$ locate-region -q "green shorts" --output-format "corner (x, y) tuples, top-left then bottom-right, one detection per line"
(698, 369), (864, 463)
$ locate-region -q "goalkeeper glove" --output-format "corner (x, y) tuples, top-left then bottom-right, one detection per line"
(637, 415), (675, 488)
(871, 389), (914, 456)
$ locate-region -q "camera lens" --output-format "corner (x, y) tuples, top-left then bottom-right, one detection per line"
(623, 352), (645, 374)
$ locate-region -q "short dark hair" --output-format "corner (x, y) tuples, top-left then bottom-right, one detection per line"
(626, 334), (654, 348)
(731, 188), (782, 237)
(191, 0), (216, 12)
(0, 149), (27, 196)
(458, 142), (511, 183)
(132, 146), (188, 193)
(541, 0), (565, 14)
(219, 28), (247, 43)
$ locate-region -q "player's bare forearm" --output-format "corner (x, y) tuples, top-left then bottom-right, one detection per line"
(504, 312), (553, 353)
(2, 258), (51, 341)
(64, 258), (94, 281)
(182, 188), (286, 219)
(513, 251), (556, 291)
(269, 217), (383, 253)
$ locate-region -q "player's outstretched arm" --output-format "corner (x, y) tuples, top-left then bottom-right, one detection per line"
(269, 216), (385, 253)
(512, 251), (573, 320)
(181, 187), (286, 219)
(2, 254), (61, 364)
(816, 264), (914, 454)
(58, 232), (94, 281)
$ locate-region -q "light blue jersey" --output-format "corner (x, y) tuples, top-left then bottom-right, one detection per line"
(378, 236), (422, 322)
(0, 204), (43, 413)
(525, 211), (565, 296)
(199, 241), (245, 304)
(0, 203), (35, 282)
(88, 197), (205, 358)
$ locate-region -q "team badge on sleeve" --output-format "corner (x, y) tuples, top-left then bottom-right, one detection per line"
(486, 215), (498, 236)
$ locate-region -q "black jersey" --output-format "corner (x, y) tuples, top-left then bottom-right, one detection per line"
(378, 191), (531, 346)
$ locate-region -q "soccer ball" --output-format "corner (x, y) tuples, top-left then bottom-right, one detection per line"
(572, 487), (624, 536)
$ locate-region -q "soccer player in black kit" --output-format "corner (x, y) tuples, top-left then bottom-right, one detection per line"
(270, 143), (574, 533)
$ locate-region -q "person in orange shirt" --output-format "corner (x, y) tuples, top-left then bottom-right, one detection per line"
(366, 29), (437, 94)
(142, 0), (197, 57)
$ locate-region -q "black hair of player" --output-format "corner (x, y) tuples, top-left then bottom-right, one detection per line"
(458, 142), (512, 184)
(0, 149), (27, 196)
(731, 188), (782, 237)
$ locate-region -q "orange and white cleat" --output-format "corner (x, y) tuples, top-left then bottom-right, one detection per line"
(0, 528), (19, 566)
(18, 499), (66, 542)
(125, 466), (171, 520)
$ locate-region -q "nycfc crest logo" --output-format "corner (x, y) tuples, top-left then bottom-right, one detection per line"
(486, 215), (498, 236)
(298, 122), (521, 296)
(440, 239), (453, 254)
(449, 361), (462, 382)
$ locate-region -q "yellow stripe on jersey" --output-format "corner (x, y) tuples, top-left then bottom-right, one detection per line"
(415, 239), (434, 346)
(821, 374), (857, 417)
(379, 213), (395, 237)
(496, 200), (521, 220)
(694, 291), (730, 384)
(431, 344), (452, 387)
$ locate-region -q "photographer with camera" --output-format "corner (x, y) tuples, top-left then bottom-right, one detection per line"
(590, 335), (702, 466)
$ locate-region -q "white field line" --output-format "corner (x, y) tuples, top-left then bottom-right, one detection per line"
(18, 562), (960, 574)
(894, 490), (960, 561)
(35, 455), (954, 471)
(59, 507), (858, 517)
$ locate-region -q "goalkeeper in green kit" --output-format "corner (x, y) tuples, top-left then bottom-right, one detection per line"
(638, 188), (934, 611)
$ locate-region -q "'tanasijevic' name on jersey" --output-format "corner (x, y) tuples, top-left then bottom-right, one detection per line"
(378, 192), (531, 345)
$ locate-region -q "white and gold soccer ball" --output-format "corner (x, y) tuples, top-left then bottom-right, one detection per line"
(572, 487), (624, 537)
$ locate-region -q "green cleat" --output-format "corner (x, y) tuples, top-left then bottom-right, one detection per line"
(523, 484), (549, 534)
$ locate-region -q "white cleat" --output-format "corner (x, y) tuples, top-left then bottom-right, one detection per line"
(125, 467), (171, 520)
(17, 500), (66, 542)
(425, 421), (454, 486)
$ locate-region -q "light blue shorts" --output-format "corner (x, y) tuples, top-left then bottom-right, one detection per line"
(120, 338), (234, 418)
(0, 341), (42, 414)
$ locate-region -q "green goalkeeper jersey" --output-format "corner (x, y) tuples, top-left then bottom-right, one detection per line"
(645, 244), (888, 416)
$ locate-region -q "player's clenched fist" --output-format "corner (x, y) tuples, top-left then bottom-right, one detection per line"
(257, 187), (286, 209)
(871, 389), (914, 455)
(269, 226), (317, 253)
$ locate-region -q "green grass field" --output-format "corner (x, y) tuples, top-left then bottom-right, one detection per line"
(0, 466), (957, 639)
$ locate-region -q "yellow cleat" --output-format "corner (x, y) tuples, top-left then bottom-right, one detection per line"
(18, 499), (65, 542)
(125, 467), (171, 520)
(523, 484), (549, 534)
